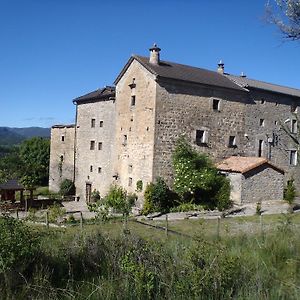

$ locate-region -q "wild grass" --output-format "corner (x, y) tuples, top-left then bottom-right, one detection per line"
(0, 214), (300, 299)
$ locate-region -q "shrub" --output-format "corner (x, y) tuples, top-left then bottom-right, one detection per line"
(142, 178), (174, 215)
(136, 180), (143, 192)
(284, 178), (296, 206)
(105, 185), (135, 217)
(59, 178), (75, 196)
(215, 176), (232, 211)
(48, 203), (66, 223)
(91, 189), (101, 202)
(0, 216), (39, 290)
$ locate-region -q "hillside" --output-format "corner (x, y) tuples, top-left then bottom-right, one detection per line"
(0, 127), (50, 146)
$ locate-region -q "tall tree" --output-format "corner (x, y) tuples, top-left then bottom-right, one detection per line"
(19, 137), (50, 187)
(266, 0), (300, 41)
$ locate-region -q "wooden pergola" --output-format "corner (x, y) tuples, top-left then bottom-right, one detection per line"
(0, 179), (34, 205)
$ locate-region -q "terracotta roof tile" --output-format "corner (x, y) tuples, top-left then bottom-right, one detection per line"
(216, 156), (284, 174)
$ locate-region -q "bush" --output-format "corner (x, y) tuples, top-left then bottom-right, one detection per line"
(59, 178), (75, 196)
(284, 178), (296, 206)
(105, 185), (135, 216)
(215, 176), (232, 211)
(0, 216), (39, 293)
(142, 178), (175, 215)
(91, 189), (101, 202)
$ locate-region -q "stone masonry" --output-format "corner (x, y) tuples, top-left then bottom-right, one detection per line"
(49, 45), (300, 205)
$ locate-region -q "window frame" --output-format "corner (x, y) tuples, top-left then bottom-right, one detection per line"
(90, 140), (95, 150)
(289, 150), (297, 166)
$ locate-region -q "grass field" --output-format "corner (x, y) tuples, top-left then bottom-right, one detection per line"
(1, 212), (300, 299)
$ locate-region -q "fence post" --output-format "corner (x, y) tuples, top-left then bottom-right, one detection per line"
(217, 216), (221, 240)
(260, 214), (263, 239)
(165, 214), (169, 237)
(46, 211), (49, 229)
(80, 211), (83, 231)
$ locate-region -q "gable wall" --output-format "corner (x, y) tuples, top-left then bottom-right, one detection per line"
(241, 165), (283, 203)
(113, 60), (157, 204)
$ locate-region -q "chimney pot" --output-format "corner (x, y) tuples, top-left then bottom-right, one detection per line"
(217, 60), (224, 74)
(149, 43), (161, 65)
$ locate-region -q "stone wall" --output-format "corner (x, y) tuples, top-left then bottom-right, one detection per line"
(227, 172), (242, 205)
(113, 60), (157, 205)
(153, 79), (249, 184)
(244, 89), (300, 189)
(49, 125), (75, 192)
(75, 99), (115, 202)
(241, 165), (284, 203)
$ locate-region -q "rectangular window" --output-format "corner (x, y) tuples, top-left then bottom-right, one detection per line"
(228, 136), (237, 148)
(98, 142), (103, 150)
(259, 119), (265, 127)
(90, 141), (95, 150)
(128, 177), (133, 187)
(131, 95), (136, 106)
(291, 119), (297, 133)
(196, 130), (208, 145)
(98, 167), (102, 173)
(212, 99), (220, 111)
(123, 135), (128, 146)
(91, 118), (95, 128)
(100, 121), (104, 127)
(61, 135), (65, 142)
(90, 165), (93, 172)
(258, 140), (264, 157)
(289, 150), (297, 166)
(128, 164), (133, 173)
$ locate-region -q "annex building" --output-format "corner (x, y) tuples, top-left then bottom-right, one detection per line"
(49, 45), (300, 205)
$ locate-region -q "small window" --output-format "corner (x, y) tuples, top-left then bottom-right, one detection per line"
(100, 121), (104, 127)
(291, 119), (297, 133)
(289, 150), (297, 166)
(61, 135), (65, 142)
(123, 135), (128, 146)
(259, 119), (265, 127)
(91, 118), (96, 128)
(212, 99), (220, 111)
(261, 99), (265, 104)
(90, 165), (93, 172)
(258, 140), (264, 157)
(98, 167), (102, 173)
(291, 103), (298, 113)
(90, 141), (95, 150)
(98, 142), (103, 150)
(228, 136), (237, 148)
(275, 121), (278, 125)
(275, 102), (278, 106)
(196, 130), (208, 145)
(128, 164), (133, 173)
(60, 155), (64, 162)
(131, 95), (136, 106)
(128, 177), (133, 187)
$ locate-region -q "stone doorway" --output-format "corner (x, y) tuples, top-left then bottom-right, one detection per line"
(85, 183), (92, 203)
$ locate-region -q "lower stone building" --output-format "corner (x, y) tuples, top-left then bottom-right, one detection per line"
(49, 45), (300, 205)
(217, 156), (284, 204)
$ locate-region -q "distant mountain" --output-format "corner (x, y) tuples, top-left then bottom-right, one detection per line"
(0, 127), (51, 146)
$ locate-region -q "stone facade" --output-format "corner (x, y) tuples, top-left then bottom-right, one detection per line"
(241, 165), (283, 204)
(49, 125), (75, 192)
(49, 45), (300, 205)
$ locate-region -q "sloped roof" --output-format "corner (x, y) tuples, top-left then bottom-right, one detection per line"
(226, 75), (300, 98)
(0, 179), (25, 191)
(114, 55), (247, 92)
(216, 156), (284, 174)
(52, 124), (75, 129)
(73, 86), (115, 104)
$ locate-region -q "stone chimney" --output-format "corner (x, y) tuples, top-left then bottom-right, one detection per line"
(149, 43), (161, 65)
(217, 60), (224, 74)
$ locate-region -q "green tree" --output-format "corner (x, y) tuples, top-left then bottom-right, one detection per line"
(0, 147), (23, 183)
(266, 0), (300, 41)
(19, 137), (50, 187)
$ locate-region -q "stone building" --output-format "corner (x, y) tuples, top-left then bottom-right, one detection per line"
(217, 156), (284, 204)
(49, 45), (300, 204)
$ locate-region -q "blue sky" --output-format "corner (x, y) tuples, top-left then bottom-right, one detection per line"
(0, 0), (299, 128)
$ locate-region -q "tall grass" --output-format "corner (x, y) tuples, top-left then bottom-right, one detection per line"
(0, 215), (300, 299)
